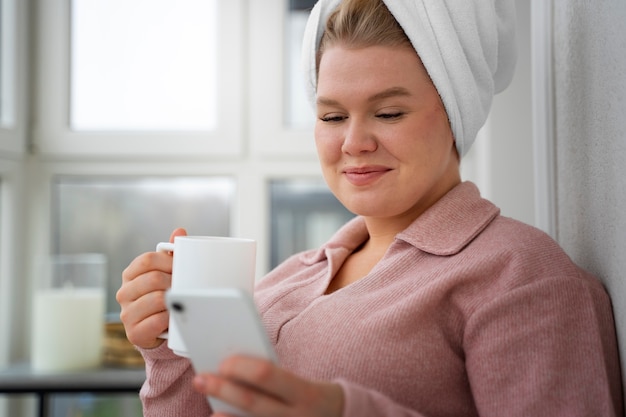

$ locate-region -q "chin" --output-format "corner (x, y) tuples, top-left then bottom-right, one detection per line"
(344, 204), (389, 218)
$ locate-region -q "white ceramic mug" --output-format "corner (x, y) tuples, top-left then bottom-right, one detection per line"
(157, 236), (256, 356)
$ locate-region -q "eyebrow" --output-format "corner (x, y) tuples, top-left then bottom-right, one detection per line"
(317, 86), (412, 106)
(368, 86), (412, 102)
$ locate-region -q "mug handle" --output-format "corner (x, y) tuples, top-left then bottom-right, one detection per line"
(156, 242), (175, 253)
(156, 241), (175, 339)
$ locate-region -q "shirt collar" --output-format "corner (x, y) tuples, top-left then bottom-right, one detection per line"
(302, 181), (499, 264)
(397, 181), (500, 256)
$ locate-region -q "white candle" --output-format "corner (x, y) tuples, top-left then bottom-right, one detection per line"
(31, 287), (105, 372)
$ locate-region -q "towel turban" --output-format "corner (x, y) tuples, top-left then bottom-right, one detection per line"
(302, 0), (518, 157)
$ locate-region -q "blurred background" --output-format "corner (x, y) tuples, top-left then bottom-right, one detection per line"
(17, 0), (626, 416)
(1, 0), (535, 415)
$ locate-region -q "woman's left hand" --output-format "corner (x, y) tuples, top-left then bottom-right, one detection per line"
(192, 355), (344, 417)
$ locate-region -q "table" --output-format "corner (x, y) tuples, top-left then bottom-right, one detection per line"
(0, 363), (145, 417)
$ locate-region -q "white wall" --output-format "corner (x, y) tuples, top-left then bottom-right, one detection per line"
(550, 0), (626, 408)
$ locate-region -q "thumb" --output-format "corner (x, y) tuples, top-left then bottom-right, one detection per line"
(169, 227), (188, 243)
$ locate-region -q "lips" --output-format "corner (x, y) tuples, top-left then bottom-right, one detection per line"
(342, 165), (392, 186)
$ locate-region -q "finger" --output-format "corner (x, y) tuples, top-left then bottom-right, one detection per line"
(122, 251), (174, 284)
(219, 356), (297, 403)
(119, 282), (168, 322)
(193, 373), (288, 417)
(119, 289), (169, 348)
(217, 356), (344, 417)
(117, 266), (172, 349)
(117, 269), (172, 304)
(124, 308), (169, 348)
(169, 227), (187, 243)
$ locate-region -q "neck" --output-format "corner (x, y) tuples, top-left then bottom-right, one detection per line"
(359, 215), (412, 255)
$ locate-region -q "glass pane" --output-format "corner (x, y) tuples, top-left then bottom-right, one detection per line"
(51, 176), (235, 314)
(70, 0), (218, 131)
(269, 178), (354, 269)
(0, 0), (15, 128)
(284, 0), (316, 129)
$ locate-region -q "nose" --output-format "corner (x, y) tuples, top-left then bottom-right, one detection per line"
(341, 120), (378, 155)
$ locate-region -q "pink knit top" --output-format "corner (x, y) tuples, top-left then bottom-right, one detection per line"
(138, 182), (623, 416)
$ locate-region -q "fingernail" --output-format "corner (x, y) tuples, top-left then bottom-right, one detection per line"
(193, 374), (207, 390)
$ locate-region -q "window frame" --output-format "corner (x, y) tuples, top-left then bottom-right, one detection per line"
(32, 0), (246, 158)
(0, 0), (28, 375)
(0, 0), (26, 157)
(0, 160), (28, 374)
(248, 0), (317, 157)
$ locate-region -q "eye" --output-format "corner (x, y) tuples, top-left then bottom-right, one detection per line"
(376, 112), (404, 120)
(319, 114), (347, 123)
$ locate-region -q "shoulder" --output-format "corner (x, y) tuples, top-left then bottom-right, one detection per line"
(464, 214), (605, 294)
(478, 215), (560, 256)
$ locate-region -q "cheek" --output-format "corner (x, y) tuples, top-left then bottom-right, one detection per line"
(396, 113), (454, 162)
(314, 125), (342, 164)
(424, 106), (455, 147)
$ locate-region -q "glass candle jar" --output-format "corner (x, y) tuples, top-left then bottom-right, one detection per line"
(31, 253), (107, 372)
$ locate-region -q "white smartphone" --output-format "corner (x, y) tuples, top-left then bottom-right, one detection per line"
(165, 288), (277, 416)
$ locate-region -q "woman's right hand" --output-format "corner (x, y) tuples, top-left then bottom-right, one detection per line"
(116, 228), (187, 349)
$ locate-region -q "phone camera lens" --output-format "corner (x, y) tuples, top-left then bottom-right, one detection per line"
(171, 302), (184, 312)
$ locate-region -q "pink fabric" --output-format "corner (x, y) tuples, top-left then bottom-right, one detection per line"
(138, 182), (622, 416)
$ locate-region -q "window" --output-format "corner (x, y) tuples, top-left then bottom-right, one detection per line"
(269, 178), (354, 269)
(248, 0), (317, 156)
(70, 0), (218, 131)
(33, 0), (245, 157)
(51, 176), (236, 313)
(284, 0), (316, 130)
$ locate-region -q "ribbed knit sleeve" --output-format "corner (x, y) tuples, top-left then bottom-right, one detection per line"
(464, 274), (622, 416)
(138, 343), (211, 416)
(337, 378), (429, 417)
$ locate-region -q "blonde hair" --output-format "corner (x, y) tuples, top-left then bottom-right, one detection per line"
(316, 0), (412, 72)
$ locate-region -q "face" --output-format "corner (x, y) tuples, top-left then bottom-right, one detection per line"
(315, 44), (461, 224)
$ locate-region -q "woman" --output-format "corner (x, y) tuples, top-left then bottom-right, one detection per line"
(117, 0), (623, 416)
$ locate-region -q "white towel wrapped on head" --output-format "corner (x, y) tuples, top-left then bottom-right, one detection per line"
(302, 0), (518, 157)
